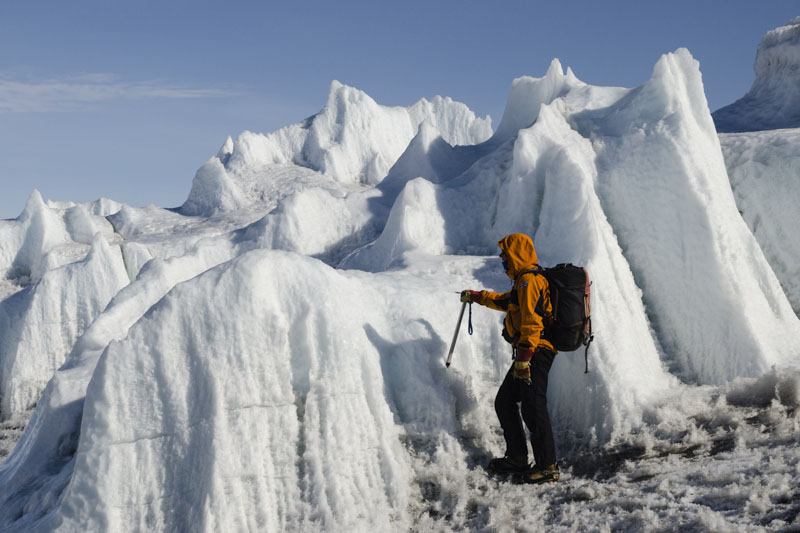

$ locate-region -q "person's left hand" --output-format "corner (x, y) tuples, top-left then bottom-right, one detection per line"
(514, 346), (534, 381)
(513, 361), (531, 381)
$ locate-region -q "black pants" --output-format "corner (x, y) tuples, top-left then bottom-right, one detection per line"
(494, 347), (556, 468)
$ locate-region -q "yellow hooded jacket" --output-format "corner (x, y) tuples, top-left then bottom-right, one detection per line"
(478, 234), (555, 353)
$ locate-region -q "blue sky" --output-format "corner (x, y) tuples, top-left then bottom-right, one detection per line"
(1, 1), (797, 219)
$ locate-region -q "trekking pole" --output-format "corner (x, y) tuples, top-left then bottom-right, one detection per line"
(445, 302), (468, 368)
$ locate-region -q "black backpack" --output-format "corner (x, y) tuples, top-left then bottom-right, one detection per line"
(521, 264), (593, 372)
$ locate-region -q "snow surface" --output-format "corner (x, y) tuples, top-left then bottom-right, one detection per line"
(713, 17), (800, 132)
(1, 26), (800, 532)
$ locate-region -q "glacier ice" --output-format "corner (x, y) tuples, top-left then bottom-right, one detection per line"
(0, 236), (129, 418)
(0, 32), (799, 532)
(719, 128), (800, 314)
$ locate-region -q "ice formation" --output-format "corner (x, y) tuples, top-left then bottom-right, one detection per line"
(719, 128), (800, 314)
(1, 22), (800, 532)
(180, 81), (492, 216)
(713, 17), (800, 131)
(0, 236), (129, 416)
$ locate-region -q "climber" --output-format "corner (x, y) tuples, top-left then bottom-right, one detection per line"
(461, 233), (560, 484)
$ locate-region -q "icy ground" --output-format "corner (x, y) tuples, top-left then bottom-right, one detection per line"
(408, 374), (800, 531)
(1, 19), (800, 533)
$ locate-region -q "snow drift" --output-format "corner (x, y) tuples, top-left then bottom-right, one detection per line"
(1, 27), (799, 532)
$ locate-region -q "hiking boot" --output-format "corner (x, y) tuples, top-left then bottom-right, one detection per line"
(487, 455), (530, 475)
(525, 463), (560, 484)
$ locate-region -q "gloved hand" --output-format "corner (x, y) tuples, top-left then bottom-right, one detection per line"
(513, 361), (531, 381)
(513, 346), (534, 381)
(460, 290), (481, 303)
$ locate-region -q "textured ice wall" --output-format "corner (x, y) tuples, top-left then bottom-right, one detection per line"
(582, 49), (800, 383)
(50, 251), (421, 531)
(720, 128), (800, 314)
(0, 236), (129, 418)
(0, 235), (238, 530)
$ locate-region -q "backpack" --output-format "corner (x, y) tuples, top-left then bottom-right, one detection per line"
(521, 264), (593, 373)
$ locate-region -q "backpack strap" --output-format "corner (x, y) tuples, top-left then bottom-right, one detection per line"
(516, 265), (555, 335)
(583, 317), (593, 373)
(515, 266), (542, 285)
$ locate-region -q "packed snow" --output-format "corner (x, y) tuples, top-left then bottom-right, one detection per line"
(1, 19), (799, 533)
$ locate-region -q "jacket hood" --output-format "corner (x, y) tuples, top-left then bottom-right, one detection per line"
(498, 233), (538, 279)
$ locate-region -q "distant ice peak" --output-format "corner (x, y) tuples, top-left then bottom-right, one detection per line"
(713, 18), (800, 132)
(755, 17), (800, 77)
(493, 58), (584, 142)
(216, 136), (234, 166)
(180, 81), (492, 215)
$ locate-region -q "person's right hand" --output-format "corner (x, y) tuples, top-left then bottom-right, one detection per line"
(460, 290), (481, 303)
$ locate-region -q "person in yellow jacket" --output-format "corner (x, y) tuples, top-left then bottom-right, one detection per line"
(461, 233), (559, 484)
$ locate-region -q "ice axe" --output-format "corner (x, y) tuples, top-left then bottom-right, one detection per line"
(445, 299), (473, 368)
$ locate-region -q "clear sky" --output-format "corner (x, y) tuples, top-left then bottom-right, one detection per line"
(1, 1), (797, 219)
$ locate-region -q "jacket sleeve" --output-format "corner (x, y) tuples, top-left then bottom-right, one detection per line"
(517, 273), (549, 349)
(478, 290), (513, 312)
